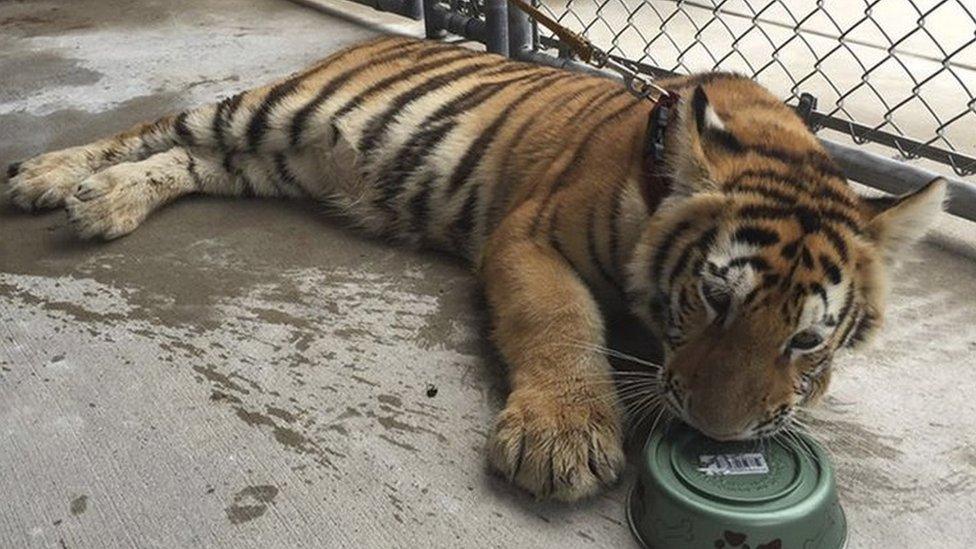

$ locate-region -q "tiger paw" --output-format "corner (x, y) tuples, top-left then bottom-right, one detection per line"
(6, 147), (98, 211)
(487, 388), (625, 501)
(64, 167), (151, 240)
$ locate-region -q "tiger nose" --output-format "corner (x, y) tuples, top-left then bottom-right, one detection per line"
(686, 398), (753, 441)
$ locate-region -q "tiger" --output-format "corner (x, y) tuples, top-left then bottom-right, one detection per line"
(5, 35), (946, 502)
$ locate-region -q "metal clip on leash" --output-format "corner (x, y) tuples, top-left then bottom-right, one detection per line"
(507, 0), (673, 103)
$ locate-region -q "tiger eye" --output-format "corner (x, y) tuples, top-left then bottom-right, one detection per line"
(789, 331), (823, 351)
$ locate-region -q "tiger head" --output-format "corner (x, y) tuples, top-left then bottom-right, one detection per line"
(626, 75), (947, 441)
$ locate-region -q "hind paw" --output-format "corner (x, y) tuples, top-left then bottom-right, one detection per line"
(65, 168), (150, 240)
(6, 147), (98, 211)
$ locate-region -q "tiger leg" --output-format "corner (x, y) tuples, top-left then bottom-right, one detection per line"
(482, 236), (625, 501)
(62, 146), (298, 240)
(6, 109), (211, 211)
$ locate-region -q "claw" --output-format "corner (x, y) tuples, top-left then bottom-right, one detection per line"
(6, 161), (22, 179)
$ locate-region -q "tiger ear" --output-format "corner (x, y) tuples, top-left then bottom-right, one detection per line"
(863, 178), (947, 265)
(691, 85), (741, 152)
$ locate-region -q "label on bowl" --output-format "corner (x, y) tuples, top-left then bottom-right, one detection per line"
(698, 453), (769, 476)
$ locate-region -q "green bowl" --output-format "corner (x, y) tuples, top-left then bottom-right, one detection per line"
(627, 424), (847, 549)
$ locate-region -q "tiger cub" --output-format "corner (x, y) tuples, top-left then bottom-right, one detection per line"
(5, 35), (946, 501)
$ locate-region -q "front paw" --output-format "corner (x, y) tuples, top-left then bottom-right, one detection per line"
(64, 168), (150, 240)
(6, 147), (96, 210)
(488, 389), (625, 501)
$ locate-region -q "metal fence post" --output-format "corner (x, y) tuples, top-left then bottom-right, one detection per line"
(402, 0), (423, 20)
(423, 0), (445, 38)
(483, 0), (509, 56)
(507, 0), (532, 59)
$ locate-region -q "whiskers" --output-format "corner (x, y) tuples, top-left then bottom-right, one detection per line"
(556, 340), (663, 371)
(767, 411), (824, 465)
(550, 338), (672, 443)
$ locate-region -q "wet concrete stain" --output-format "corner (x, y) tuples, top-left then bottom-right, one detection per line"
(225, 485), (279, 525)
(69, 495), (87, 516)
(0, 92), (183, 169)
(0, 52), (102, 103)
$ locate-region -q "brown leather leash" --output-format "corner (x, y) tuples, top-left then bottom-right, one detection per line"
(508, 0), (679, 212)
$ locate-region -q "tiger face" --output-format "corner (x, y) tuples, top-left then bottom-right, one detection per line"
(627, 78), (947, 441)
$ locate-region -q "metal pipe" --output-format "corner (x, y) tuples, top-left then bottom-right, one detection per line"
(507, 0), (533, 58)
(402, 0), (423, 20)
(483, 0), (509, 56)
(512, 48), (611, 78)
(821, 140), (976, 221)
(424, 4), (486, 43)
(423, 0), (445, 38)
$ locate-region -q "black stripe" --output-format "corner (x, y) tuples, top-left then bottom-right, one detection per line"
(585, 201), (621, 291)
(530, 93), (641, 234)
(810, 282), (828, 310)
(836, 283), (854, 326)
(819, 224), (849, 262)
(331, 46), (479, 131)
(733, 226), (780, 247)
(373, 70), (556, 212)
(728, 255), (770, 272)
(572, 86), (629, 123)
(818, 206), (862, 233)
(796, 206), (822, 233)
(761, 273), (781, 288)
(186, 153), (203, 189)
(668, 227), (717, 285)
(838, 305), (861, 347)
(781, 240), (800, 259)
(473, 80), (616, 247)
(544, 92), (640, 192)
(221, 153), (255, 197)
(737, 144), (844, 180)
(357, 56), (517, 155)
(447, 75), (541, 194)
(547, 204), (567, 256)
(742, 285), (762, 306)
(272, 153), (304, 196)
(738, 204), (793, 221)
(727, 182), (797, 205)
(407, 173), (435, 237)
(815, 183), (857, 208)
(213, 93), (245, 151)
(849, 309), (876, 345)
(500, 80), (616, 178)
(444, 70), (560, 195)
(449, 184), (480, 252)
(651, 220), (693, 281)
(819, 254), (842, 285)
(247, 76), (309, 152)
(725, 168), (853, 209)
(800, 246), (814, 268)
(547, 205), (586, 278)
(607, 179), (626, 280)
(174, 111), (195, 146)
(288, 39), (427, 147)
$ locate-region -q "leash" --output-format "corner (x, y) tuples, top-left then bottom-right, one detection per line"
(508, 0), (679, 211)
(507, 0), (676, 104)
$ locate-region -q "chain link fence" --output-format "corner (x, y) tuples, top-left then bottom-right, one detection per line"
(530, 0), (976, 178)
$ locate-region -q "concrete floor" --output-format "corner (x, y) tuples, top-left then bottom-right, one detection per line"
(1, 1), (975, 548)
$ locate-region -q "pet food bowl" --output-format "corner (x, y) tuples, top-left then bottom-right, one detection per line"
(627, 423), (847, 549)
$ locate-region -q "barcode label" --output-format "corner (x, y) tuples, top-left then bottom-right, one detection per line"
(698, 453), (769, 476)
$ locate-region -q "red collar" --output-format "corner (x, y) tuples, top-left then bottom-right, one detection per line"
(640, 91), (680, 213)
